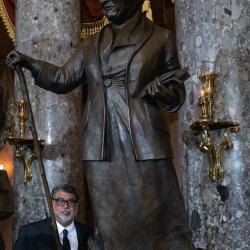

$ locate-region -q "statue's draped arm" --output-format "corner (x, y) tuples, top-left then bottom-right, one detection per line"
(31, 44), (86, 94)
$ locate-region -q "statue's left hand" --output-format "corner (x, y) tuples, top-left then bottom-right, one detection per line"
(140, 78), (177, 105)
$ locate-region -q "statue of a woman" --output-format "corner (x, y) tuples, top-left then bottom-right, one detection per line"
(6, 0), (194, 249)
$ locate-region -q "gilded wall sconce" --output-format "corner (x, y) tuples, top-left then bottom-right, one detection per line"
(190, 62), (239, 181)
(6, 99), (44, 183)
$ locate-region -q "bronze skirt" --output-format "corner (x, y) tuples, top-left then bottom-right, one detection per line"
(85, 81), (194, 250)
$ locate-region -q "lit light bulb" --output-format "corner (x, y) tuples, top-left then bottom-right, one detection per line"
(0, 164), (4, 170)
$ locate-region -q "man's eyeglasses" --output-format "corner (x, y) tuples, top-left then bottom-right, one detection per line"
(52, 198), (78, 207)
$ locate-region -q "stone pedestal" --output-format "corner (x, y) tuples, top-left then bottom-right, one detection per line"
(175, 0), (250, 249)
(13, 0), (83, 232)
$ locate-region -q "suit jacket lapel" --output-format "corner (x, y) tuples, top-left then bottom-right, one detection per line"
(75, 221), (83, 250)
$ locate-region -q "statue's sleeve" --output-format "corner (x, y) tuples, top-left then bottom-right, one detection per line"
(31, 44), (86, 94)
(157, 31), (187, 112)
(140, 31), (188, 112)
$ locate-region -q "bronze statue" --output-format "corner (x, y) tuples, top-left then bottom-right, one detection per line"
(6, 0), (195, 249)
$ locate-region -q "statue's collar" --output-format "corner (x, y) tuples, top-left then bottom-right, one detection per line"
(104, 11), (143, 47)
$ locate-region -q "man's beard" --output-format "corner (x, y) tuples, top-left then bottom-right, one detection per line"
(56, 210), (76, 225)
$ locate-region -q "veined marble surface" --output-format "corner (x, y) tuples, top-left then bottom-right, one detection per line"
(13, 0), (84, 235)
(176, 0), (250, 249)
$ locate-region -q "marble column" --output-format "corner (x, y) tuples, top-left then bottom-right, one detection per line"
(13, 0), (83, 231)
(175, 0), (250, 249)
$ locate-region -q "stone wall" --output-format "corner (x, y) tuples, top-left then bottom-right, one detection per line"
(13, 0), (84, 234)
(176, 0), (250, 249)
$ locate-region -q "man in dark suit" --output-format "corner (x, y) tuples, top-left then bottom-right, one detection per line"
(7, 0), (195, 249)
(14, 184), (93, 250)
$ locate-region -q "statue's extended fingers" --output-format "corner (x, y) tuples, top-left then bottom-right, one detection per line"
(148, 83), (153, 95)
(6, 51), (17, 60)
(154, 79), (162, 95)
(155, 81), (162, 94)
(155, 77), (161, 87)
(5, 59), (14, 69)
(151, 86), (155, 96)
(6, 51), (21, 65)
(6, 58), (16, 67)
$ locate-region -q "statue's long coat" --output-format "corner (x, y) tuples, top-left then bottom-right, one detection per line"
(33, 14), (184, 161)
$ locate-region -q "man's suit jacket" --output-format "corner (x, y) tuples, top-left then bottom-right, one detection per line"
(31, 13), (185, 161)
(13, 218), (93, 250)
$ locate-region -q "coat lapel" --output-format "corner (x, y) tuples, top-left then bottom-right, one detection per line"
(129, 14), (154, 56)
(126, 15), (154, 94)
(75, 221), (83, 250)
(96, 14), (154, 73)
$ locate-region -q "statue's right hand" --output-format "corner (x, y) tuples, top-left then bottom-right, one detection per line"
(5, 50), (28, 70)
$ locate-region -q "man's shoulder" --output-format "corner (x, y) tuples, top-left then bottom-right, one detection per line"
(75, 220), (93, 235)
(75, 220), (92, 230)
(20, 218), (50, 231)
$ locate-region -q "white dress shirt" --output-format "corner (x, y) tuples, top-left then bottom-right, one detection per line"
(57, 221), (78, 250)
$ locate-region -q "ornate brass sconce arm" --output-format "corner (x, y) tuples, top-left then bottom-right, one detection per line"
(191, 65), (240, 181)
(8, 137), (44, 183)
(191, 121), (239, 181)
(6, 100), (44, 183)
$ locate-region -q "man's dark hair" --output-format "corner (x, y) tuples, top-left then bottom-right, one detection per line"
(138, 0), (145, 7)
(51, 184), (79, 201)
(134, 0), (145, 11)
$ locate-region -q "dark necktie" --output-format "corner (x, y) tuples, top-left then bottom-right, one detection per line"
(62, 229), (71, 250)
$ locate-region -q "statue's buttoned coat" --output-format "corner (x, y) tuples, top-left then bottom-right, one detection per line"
(34, 14), (185, 161)
(28, 13), (196, 250)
